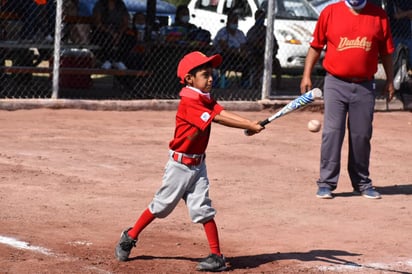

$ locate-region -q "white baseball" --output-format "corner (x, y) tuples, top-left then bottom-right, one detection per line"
(308, 119), (321, 132)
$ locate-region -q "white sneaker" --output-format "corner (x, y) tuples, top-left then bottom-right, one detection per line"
(113, 61), (127, 70)
(101, 60), (112, 70)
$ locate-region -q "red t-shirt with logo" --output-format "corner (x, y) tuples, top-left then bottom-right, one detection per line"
(311, 2), (394, 79)
(169, 87), (224, 154)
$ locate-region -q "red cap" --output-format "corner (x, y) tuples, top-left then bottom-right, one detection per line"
(177, 51), (222, 84)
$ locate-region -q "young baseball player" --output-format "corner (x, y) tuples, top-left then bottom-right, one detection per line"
(114, 51), (264, 271)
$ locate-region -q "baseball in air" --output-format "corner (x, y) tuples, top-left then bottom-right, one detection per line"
(308, 119), (321, 132)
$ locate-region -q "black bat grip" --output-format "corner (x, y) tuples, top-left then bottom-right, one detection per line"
(259, 119), (270, 127)
(244, 119), (269, 136)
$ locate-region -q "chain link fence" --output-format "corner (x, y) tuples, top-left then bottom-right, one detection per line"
(0, 0), (409, 101)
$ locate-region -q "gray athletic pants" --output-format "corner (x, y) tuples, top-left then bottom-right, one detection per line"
(148, 151), (216, 224)
(317, 74), (376, 192)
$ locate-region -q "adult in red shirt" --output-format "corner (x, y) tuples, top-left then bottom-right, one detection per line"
(300, 0), (395, 199)
(114, 51), (263, 272)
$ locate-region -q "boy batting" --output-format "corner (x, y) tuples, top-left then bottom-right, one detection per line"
(114, 51), (264, 272)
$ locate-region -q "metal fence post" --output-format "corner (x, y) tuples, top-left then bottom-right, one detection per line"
(51, 0), (63, 99)
(262, 0), (274, 99)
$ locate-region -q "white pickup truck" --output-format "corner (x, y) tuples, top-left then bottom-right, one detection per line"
(188, 0), (321, 73)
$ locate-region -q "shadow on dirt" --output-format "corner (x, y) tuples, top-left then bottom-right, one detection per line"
(129, 249), (411, 273)
(227, 249), (361, 270)
(326, 184), (412, 198)
(129, 255), (199, 263)
(131, 250), (361, 269)
(375, 184), (412, 195)
(228, 250), (411, 273)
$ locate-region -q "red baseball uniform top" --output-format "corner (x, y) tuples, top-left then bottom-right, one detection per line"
(169, 87), (224, 155)
(311, 2), (394, 79)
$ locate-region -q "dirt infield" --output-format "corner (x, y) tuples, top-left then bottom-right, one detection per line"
(0, 108), (411, 274)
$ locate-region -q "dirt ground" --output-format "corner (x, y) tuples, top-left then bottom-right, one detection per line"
(0, 108), (411, 274)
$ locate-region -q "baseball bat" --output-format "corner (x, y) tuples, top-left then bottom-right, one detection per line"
(245, 88), (323, 135)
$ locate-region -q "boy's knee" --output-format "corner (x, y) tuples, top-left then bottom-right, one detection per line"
(189, 207), (216, 223)
(148, 201), (176, 219)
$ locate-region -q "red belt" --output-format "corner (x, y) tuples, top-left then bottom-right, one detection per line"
(172, 152), (205, 166)
(329, 73), (373, 83)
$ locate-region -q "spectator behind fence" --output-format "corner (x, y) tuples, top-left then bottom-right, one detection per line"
(385, 0), (412, 69)
(64, 0), (92, 45)
(213, 12), (251, 88)
(91, 0), (133, 70)
(33, 0), (55, 42)
(161, 4), (211, 47)
(2, 0), (55, 41)
(246, 9), (282, 89)
(125, 12), (157, 70)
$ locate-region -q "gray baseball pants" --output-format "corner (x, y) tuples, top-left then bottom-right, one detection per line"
(148, 151), (216, 224)
(317, 74), (376, 192)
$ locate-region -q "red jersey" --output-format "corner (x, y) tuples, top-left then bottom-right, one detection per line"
(169, 87), (224, 155)
(311, 2), (394, 79)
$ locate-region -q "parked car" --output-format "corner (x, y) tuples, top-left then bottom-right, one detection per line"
(188, 0), (321, 72)
(307, 0), (340, 13)
(78, 0), (176, 27)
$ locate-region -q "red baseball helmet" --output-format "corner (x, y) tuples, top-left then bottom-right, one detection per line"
(177, 51), (222, 84)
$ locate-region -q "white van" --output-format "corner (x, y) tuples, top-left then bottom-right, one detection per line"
(188, 0), (320, 72)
